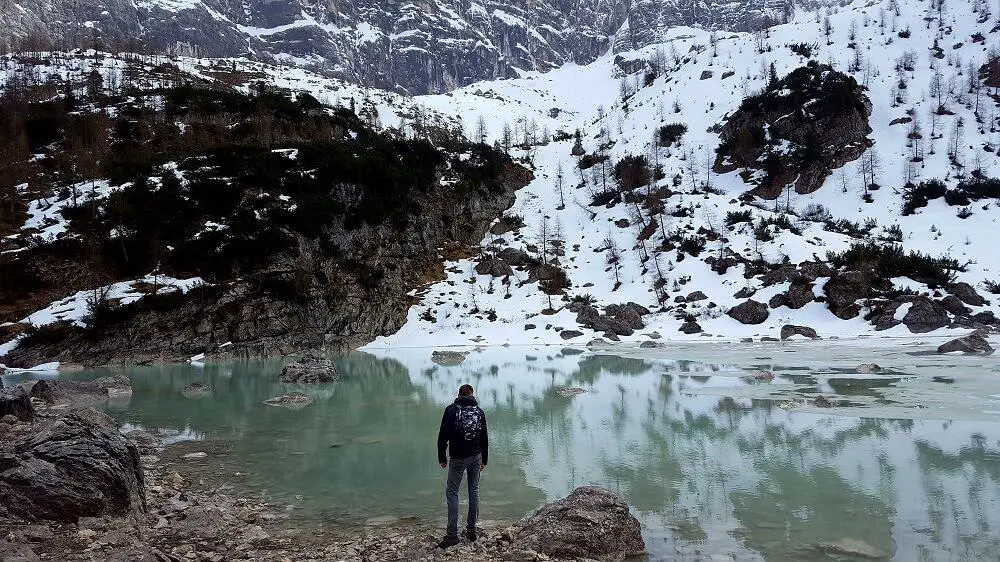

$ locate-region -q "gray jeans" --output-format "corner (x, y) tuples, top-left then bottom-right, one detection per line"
(445, 453), (481, 538)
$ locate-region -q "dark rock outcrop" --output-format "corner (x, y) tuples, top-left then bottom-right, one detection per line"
(559, 330), (584, 340)
(902, 298), (951, 333)
(824, 272), (870, 320)
(780, 324), (819, 340)
(475, 257), (514, 278)
(714, 63), (872, 199)
(727, 300), (769, 325)
(0, 409), (146, 522)
(0, 387), (34, 422)
(512, 486), (644, 561)
(937, 332), (994, 355)
(950, 282), (987, 306)
(279, 356), (338, 384)
(3, 146), (529, 368)
(786, 282), (815, 309)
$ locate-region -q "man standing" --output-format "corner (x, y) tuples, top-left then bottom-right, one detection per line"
(437, 384), (489, 549)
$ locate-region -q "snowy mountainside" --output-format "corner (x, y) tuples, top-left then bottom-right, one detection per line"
(0, 0), (796, 95)
(366, 0), (1000, 348)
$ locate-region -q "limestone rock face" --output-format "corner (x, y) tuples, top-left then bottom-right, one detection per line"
(0, 409), (146, 522)
(512, 486), (645, 561)
(1, 0), (792, 95)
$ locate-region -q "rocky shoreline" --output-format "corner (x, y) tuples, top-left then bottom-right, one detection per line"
(0, 380), (646, 562)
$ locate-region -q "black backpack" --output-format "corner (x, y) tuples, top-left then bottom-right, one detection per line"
(454, 404), (482, 442)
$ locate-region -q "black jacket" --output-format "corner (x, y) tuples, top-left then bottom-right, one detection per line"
(437, 395), (489, 465)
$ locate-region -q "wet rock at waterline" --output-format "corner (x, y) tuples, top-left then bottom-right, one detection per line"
(28, 376), (133, 407)
(278, 356), (338, 383)
(512, 486), (644, 561)
(742, 371), (774, 383)
(0, 409), (145, 522)
(554, 387), (587, 397)
(855, 363), (883, 373)
(430, 350), (468, 366)
(263, 392), (314, 408)
(937, 332), (995, 355)
(780, 324), (820, 340)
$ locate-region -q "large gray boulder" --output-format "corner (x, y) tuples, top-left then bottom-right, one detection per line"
(727, 300), (769, 325)
(0, 409), (146, 522)
(824, 272), (869, 319)
(474, 257), (513, 278)
(279, 356), (338, 383)
(937, 332), (994, 355)
(513, 486), (645, 561)
(902, 297), (950, 333)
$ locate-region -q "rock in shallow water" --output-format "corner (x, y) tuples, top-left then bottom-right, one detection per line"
(0, 408), (146, 522)
(263, 392), (314, 408)
(512, 486), (644, 561)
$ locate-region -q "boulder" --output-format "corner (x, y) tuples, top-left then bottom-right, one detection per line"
(786, 282), (815, 309)
(0, 409), (146, 522)
(498, 247), (533, 267)
(512, 486), (644, 561)
(624, 302), (651, 316)
(700, 70), (713, 80)
(733, 287), (757, 299)
(591, 316), (633, 337)
(263, 392), (314, 408)
(902, 297), (950, 333)
(768, 293), (787, 309)
(28, 376), (132, 406)
(573, 303), (601, 326)
(560, 330), (584, 340)
(678, 321), (703, 334)
(639, 340), (662, 348)
(937, 332), (994, 355)
(824, 272), (869, 319)
(742, 370), (774, 383)
(855, 363), (883, 373)
(0, 387), (34, 422)
(727, 300), (769, 325)
(615, 307), (644, 330)
(685, 291), (707, 302)
(279, 356), (339, 383)
(474, 257), (513, 278)
(939, 295), (969, 315)
(780, 325), (819, 340)
(950, 282), (986, 306)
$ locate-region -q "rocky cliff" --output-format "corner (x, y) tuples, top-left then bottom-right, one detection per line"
(0, 78), (531, 368)
(0, 0), (794, 94)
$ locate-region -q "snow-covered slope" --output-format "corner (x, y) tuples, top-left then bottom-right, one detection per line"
(366, 0), (1000, 347)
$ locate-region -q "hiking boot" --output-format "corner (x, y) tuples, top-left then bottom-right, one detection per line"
(437, 536), (460, 549)
(466, 527), (477, 542)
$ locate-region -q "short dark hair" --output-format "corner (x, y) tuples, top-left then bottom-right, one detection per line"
(458, 384), (474, 396)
